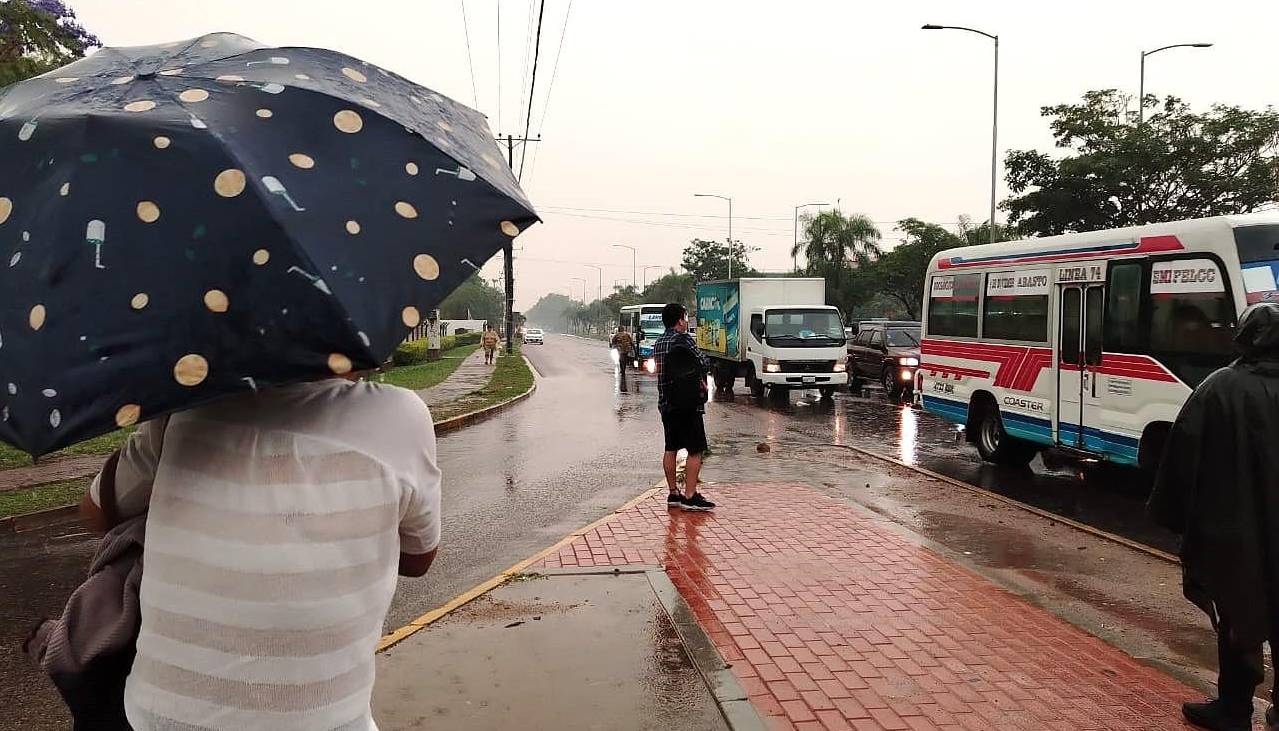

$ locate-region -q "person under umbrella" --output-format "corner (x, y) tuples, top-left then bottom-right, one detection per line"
(1150, 303), (1279, 731)
(6, 33), (537, 730)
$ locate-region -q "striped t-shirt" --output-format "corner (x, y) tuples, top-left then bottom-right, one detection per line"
(90, 379), (441, 730)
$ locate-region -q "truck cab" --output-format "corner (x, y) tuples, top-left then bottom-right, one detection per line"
(743, 306), (849, 397)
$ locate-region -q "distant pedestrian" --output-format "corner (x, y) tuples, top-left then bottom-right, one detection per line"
(71, 375), (442, 730)
(610, 325), (635, 382)
(653, 303), (716, 511)
(482, 325), (500, 365)
(1150, 302), (1279, 731)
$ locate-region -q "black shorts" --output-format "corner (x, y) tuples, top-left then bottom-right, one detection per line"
(662, 411), (707, 455)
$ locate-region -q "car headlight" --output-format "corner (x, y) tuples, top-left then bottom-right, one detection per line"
(900, 369), (913, 382)
(762, 357), (781, 373)
(899, 357), (919, 367)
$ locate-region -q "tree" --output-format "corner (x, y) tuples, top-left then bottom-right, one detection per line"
(0, 0), (99, 88)
(956, 215), (1019, 246)
(793, 210), (882, 273)
(681, 238), (757, 282)
(1004, 89), (1279, 236)
(438, 274), (503, 321)
(871, 219), (967, 320)
(641, 270), (694, 309)
(526, 293), (578, 331)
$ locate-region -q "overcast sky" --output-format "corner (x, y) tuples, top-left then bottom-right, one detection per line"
(73, 0), (1279, 309)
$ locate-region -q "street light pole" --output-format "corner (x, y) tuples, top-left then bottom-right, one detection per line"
(1138, 42), (1213, 125)
(922, 23), (999, 244)
(570, 277), (586, 303)
(793, 202), (830, 272)
(612, 244), (637, 289)
(642, 265), (663, 290)
(585, 264), (603, 302)
(694, 193), (734, 279)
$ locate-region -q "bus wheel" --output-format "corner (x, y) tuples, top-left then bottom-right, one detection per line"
(974, 405), (1037, 467)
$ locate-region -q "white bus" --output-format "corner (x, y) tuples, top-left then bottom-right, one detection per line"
(920, 212), (1279, 469)
(619, 303), (668, 372)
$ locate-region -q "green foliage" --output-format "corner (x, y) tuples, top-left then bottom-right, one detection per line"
(681, 238), (758, 281)
(871, 219), (967, 319)
(527, 292), (578, 331)
(641, 270), (694, 309)
(439, 273), (504, 321)
(1004, 89), (1279, 235)
(380, 344), (481, 391)
(0, 0), (99, 88)
(0, 477), (89, 518)
(791, 210), (883, 318)
(433, 349), (534, 421)
(454, 331), (483, 346)
(392, 339), (430, 366)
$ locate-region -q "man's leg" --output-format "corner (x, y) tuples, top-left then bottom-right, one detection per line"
(662, 450), (679, 493)
(1186, 612), (1261, 729)
(683, 452), (702, 499)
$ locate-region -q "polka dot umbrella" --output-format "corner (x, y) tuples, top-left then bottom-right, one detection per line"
(0, 32), (538, 456)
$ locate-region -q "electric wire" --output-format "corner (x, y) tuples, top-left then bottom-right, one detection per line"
(517, 0), (547, 181)
(460, 0), (479, 109)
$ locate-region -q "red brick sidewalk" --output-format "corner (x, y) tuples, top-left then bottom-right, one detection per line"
(541, 483), (1202, 730)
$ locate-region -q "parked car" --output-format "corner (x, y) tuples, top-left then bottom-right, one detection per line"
(847, 320), (920, 397)
(524, 328), (544, 345)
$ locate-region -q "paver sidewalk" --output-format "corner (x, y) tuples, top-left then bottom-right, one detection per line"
(416, 346), (493, 408)
(541, 482), (1202, 730)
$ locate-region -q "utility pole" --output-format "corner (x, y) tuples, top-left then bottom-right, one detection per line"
(498, 133), (541, 354)
(613, 244), (637, 289)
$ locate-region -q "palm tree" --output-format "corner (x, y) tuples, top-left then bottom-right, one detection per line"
(792, 210), (882, 274)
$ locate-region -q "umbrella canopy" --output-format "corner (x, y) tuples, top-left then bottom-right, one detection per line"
(0, 32), (538, 456)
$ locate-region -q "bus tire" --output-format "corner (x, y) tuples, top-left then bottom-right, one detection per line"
(747, 366), (765, 398)
(974, 403), (1038, 467)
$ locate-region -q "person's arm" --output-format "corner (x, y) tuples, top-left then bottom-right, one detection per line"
(398, 400), (443, 578)
(80, 417), (167, 534)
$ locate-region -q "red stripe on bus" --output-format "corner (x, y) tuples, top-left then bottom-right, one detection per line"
(921, 362), (990, 379)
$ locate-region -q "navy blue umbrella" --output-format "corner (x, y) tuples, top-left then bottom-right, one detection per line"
(0, 32), (538, 456)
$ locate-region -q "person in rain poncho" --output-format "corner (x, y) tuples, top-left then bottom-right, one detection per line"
(1150, 302), (1279, 731)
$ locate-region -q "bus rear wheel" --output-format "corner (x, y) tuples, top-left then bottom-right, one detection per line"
(974, 405), (1038, 467)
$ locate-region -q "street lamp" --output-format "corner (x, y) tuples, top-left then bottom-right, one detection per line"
(570, 277), (587, 303)
(584, 264), (604, 302)
(694, 193), (734, 279)
(612, 244), (637, 289)
(642, 265), (663, 290)
(922, 23), (999, 244)
(793, 202), (829, 272)
(1139, 43), (1212, 124)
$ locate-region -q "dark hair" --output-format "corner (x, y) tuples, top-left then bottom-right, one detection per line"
(617, 324), (625, 331)
(661, 303), (686, 328)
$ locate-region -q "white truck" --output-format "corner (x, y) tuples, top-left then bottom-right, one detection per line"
(694, 278), (848, 399)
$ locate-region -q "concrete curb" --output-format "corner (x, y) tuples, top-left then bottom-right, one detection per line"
(0, 503), (80, 534)
(432, 355), (537, 435)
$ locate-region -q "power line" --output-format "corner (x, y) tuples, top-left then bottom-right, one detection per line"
(460, 0), (479, 109)
(516, 0), (537, 133)
(517, 0), (547, 181)
(526, 0), (574, 183)
(539, 204), (951, 227)
(495, 0), (502, 132)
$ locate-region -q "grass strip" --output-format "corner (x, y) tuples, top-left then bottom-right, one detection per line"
(379, 344), (482, 391)
(433, 349), (534, 422)
(0, 478), (90, 519)
(0, 428), (133, 471)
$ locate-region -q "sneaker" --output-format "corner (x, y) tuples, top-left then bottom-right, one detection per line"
(667, 492), (683, 509)
(680, 493), (716, 512)
(1183, 700), (1251, 731)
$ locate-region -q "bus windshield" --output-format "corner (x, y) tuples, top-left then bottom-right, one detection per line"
(765, 309), (845, 347)
(638, 311), (666, 338)
(1236, 225), (1279, 305)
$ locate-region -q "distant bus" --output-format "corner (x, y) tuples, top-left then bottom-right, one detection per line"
(920, 212), (1279, 470)
(619, 304), (667, 372)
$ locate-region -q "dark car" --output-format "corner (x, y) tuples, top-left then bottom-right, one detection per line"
(847, 321), (921, 397)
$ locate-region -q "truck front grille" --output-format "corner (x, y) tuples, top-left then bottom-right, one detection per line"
(780, 360), (836, 373)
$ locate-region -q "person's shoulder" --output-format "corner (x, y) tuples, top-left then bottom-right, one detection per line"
(333, 381), (432, 422)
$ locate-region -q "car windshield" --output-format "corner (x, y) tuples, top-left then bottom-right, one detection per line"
(885, 328), (920, 347)
(765, 309), (845, 347)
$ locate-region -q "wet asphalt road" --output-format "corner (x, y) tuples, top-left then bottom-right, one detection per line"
(0, 333), (1189, 728)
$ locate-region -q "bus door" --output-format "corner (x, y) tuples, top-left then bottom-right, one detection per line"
(1055, 264), (1106, 449)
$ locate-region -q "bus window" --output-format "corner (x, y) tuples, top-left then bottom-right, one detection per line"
(1104, 262), (1144, 352)
(982, 268), (1050, 342)
(1085, 287), (1104, 366)
(1060, 288), (1082, 364)
(1149, 258), (1235, 386)
(927, 273), (981, 338)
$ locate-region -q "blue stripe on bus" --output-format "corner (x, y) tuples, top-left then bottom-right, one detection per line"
(1001, 411), (1054, 446)
(921, 395), (968, 426)
(1058, 423), (1140, 465)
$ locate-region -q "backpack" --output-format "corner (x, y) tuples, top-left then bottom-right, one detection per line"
(663, 346), (706, 413)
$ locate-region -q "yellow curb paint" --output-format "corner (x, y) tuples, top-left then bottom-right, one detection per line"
(828, 442), (1180, 565)
(377, 482), (665, 653)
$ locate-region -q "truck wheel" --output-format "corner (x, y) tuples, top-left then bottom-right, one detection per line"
(848, 374), (862, 392)
(974, 405), (1038, 467)
(716, 364), (734, 394)
(747, 367), (765, 398)
(880, 367), (901, 398)
(819, 386), (836, 401)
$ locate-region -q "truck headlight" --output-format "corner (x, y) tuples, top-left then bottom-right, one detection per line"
(644, 359), (657, 374)
(899, 357), (919, 367)
(763, 357), (781, 373)
(833, 360), (847, 372)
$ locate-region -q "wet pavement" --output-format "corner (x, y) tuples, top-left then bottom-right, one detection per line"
(373, 570), (735, 730)
(0, 333), (1211, 728)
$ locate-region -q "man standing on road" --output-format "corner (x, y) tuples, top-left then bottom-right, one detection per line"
(1150, 302), (1279, 731)
(653, 303), (716, 511)
(482, 325), (499, 365)
(610, 325), (635, 383)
